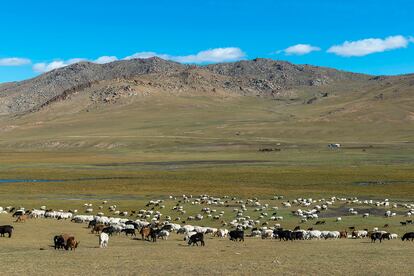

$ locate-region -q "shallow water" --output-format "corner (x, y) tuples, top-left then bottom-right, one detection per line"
(0, 179), (64, 183)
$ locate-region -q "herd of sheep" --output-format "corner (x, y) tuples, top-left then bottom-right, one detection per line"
(1, 194), (414, 249)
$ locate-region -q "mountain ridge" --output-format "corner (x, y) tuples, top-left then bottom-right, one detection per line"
(0, 57), (379, 115)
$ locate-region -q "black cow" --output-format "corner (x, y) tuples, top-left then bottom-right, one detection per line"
(121, 228), (136, 237)
(188, 232), (204, 246)
(401, 232), (414, 241)
(0, 225), (13, 238)
(102, 226), (117, 236)
(273, 229), (292, 241)
(53, 235), (65, 250)
(292, 231), (304, 240)
(229, 230), (244, 242)
(370, 232), (383, 243)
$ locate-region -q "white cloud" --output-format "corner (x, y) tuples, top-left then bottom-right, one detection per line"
(32, 47), (246, 73)
(94, 56), (118, 64)
(124, 52), (171, 60)
(409, 36), (414, 43)
(174, 47), (246, 63)
(0, 57), (31, 66)
(327, 35), (410, 57)
(32, 58), (87, 73)
(32, 56), (117, 73)
(124, 47), (246, 63)
(281, 44), (320, 55)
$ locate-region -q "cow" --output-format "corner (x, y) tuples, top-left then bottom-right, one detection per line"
(401, 232), (414, 241)
(53, 235), (65, 250)
(0, 225), (14, 238)
(229, 230), (244, 242)
(122, 228), (137, 237)
(188, 232), (205, 246)
(91, 224), (106, 234)
(273, 229), (292, 241)
(370, 232), (383, 243)
(102, 226), (117, 236)
(65, 237), (79, 251)
(339, 231), (348, 239)
(292, 231), (304, 240)
(99, 232), (109, 248)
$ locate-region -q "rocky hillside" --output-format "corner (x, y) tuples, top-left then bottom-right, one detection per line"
(0, 57), (375, 115)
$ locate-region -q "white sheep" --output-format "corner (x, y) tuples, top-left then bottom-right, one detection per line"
(99, 232), (109, 248)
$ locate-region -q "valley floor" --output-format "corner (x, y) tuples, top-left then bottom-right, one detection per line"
(0, 218), (413, 276)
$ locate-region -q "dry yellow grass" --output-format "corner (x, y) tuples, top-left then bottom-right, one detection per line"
(0, 217), (413, 275)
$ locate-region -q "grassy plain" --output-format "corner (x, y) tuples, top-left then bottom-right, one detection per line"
(0, 94), (413, 275)
(0, 217), (413, 276)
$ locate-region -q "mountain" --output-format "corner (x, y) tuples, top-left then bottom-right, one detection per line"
(0, 57), (413, 150)
(0, 57), (373, 115)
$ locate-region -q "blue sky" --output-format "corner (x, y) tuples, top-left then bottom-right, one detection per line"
(1, 0), (413, 82)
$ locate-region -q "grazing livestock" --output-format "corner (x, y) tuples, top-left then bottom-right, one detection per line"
(401, 232), (414, 241)
(12, 210), (25, 217)
(390, 233), (398, 239)
(121, 228), (136, 237)
(229, 230), (244, 242)
(102, 226), (117, 236)
(215, 229), (229, 238)
(381, 233), (391, 240)
(54, 235), (65, 250)
(66, 237), (79, 251)
(274, 229), (293, 241)
(261, 229), (274, 239)
(0, 225), (14, 238)
(91, 224), (106, 234)
(292, 231), (304, 240)
(188, 232), (205, 246)
(307, 230), (322, 240)
(370, 232), (383, 243)
(99, 232), (109, 248)
(156, 229), (170, 240)
(140, 227), (156, 242)
(352, 230), (368, 239)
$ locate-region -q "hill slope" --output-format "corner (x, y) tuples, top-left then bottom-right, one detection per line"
(0, 58), (413, 151)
